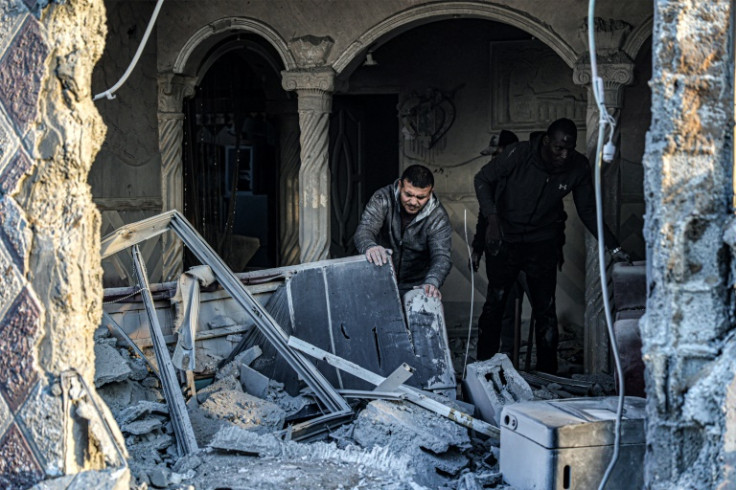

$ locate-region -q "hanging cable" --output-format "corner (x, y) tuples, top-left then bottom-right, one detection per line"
(462, 209), (475, 380)
(587, 2), (627, 489)
(93, 0), (165, 101)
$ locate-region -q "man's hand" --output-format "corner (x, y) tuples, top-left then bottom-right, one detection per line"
(610, 247), (632, 264)
(365, 246), (389, 265)
(485, 214), (501, 243)
(417, 284), (442, 299)
(470, 250), (482, 272)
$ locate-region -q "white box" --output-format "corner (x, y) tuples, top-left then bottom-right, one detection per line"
(500, 396), (646, 489)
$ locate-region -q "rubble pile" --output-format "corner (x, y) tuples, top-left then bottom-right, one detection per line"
(95, 324), (510, 489)
(92, 214), (618, 489)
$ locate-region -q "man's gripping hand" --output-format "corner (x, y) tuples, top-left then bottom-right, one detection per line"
(365, 246), (389, 265)
(417, 284), (442, 299)
(470, 250), (482, 272)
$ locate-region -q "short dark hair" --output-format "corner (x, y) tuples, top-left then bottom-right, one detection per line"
(401, 165), (434, 188)
(546, 118), (577, 138)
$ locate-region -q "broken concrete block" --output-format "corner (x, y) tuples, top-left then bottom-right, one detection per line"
(240, 364), (269, 398)
(352, 399), (470, 487)
(208, 425), (282, 457)
(31, 468), (131, 489)
(196, 375), (242, 404)
(215, 360), (240, 380)
(118, 401), (169, 425)
(121, 417), (163, 435)
(94, 343), (133, 387)
(200, 389), (286, 434)
(235, 345), (262, 367)
(462, 354), (534, 426)
(149, 467), (170, 488)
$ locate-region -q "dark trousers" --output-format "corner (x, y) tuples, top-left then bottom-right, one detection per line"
(477, 239), (560, 374)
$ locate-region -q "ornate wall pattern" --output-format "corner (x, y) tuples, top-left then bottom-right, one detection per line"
(0, 5), (48, 487)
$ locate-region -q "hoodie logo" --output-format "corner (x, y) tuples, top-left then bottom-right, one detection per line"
(558, 183), (569, 191)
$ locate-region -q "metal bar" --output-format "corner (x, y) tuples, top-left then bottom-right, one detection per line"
(375, 363), (414, 392)
(337, 389), (406, 401)
(131, 244), (198, 456)
(280, 409), (354, 442)
(101, 311), (160, 378)
(289, 336), (500, 438)
(100, 210), (350, 414)
(167, 212), (351, 413)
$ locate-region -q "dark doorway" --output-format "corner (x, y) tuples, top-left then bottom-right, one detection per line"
(182, 46), (284, 271)
(329, 94), (399, 257)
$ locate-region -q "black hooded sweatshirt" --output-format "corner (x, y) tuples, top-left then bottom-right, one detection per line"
(474, 132), (619, 248)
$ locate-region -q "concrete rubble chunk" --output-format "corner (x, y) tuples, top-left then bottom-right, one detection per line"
(462, 354), (534, 425)
(196, 375), (242, 404)
(121, 417), (164, 435)
(200, 389), (286, 434)
(94, 343), (133, 387)
(209, 425), (282, 457)
(352, 399), (471, 487)
(235, 345), (262, 367)
(240, 364), (270, 398)
(118, 400), (169, 425)
(149, 467), (170, 488)
(30, 468), (131, 490)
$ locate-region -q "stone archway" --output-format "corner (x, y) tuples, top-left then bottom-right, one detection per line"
(158, 18), (298, 280)
(332, 1), (577, 75)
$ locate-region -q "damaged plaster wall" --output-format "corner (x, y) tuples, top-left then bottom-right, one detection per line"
(0, 0), (127, 486)
(642, 0), (734, 487)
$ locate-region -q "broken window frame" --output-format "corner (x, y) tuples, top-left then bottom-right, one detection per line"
(100, 210), (352, 415)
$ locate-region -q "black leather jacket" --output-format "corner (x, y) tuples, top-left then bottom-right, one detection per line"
(354, 180), (452, 290)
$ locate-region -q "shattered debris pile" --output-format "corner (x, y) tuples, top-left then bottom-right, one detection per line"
(94, 212), (617, 489)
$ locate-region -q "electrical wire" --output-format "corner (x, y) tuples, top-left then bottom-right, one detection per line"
(93, 0), (165, 101)
(462, 209), (475, 380)
(587, 2), (626, 489)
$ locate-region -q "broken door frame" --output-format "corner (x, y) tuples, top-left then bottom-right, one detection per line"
(100, 210), (351, 414)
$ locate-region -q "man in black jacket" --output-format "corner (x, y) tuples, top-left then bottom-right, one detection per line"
(474, 118), (628, 373)
(355, 165), (452, 298)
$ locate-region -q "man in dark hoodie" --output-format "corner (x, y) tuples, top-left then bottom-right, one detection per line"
(474, 118), (629, 373)
(354, 164), (452, 298)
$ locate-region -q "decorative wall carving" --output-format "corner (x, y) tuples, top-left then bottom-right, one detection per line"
(490, 40), (586, 131)
(288, 35), (334, 69)
(578, 17), (632, 55)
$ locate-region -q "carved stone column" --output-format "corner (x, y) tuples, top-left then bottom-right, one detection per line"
(281, 68), (335, 263)
(157, 73), (196, 280)
(269, 101), (301, 266)
(573, 50), (635, 374)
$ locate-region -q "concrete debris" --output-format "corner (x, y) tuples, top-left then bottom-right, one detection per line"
(94, 343), (133, 387)
(195, 375), (242, 404)
(30, 468), (131, 490)
(240, 363), (270, 397)
(121, 417), (164, 435)
(463, 354), (534, 426)
(118, 401), (169, 425)
(199, 389), (286, 434)
(352, 399), (471, 486)
(209, 425), (282, 457)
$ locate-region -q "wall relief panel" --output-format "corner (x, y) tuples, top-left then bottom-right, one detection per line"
(490, 40), (586, 131)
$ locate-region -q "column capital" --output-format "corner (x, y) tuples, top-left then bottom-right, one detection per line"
(281, 68), (336, 94)
(157, 73), (197, 113)
(572, 52), (635, 108)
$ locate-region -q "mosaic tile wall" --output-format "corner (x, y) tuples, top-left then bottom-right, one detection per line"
(0, 1), (50, 487)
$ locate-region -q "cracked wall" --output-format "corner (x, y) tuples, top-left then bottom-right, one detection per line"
(642, 0), (735, 487)
(0, 0), (127, 486)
